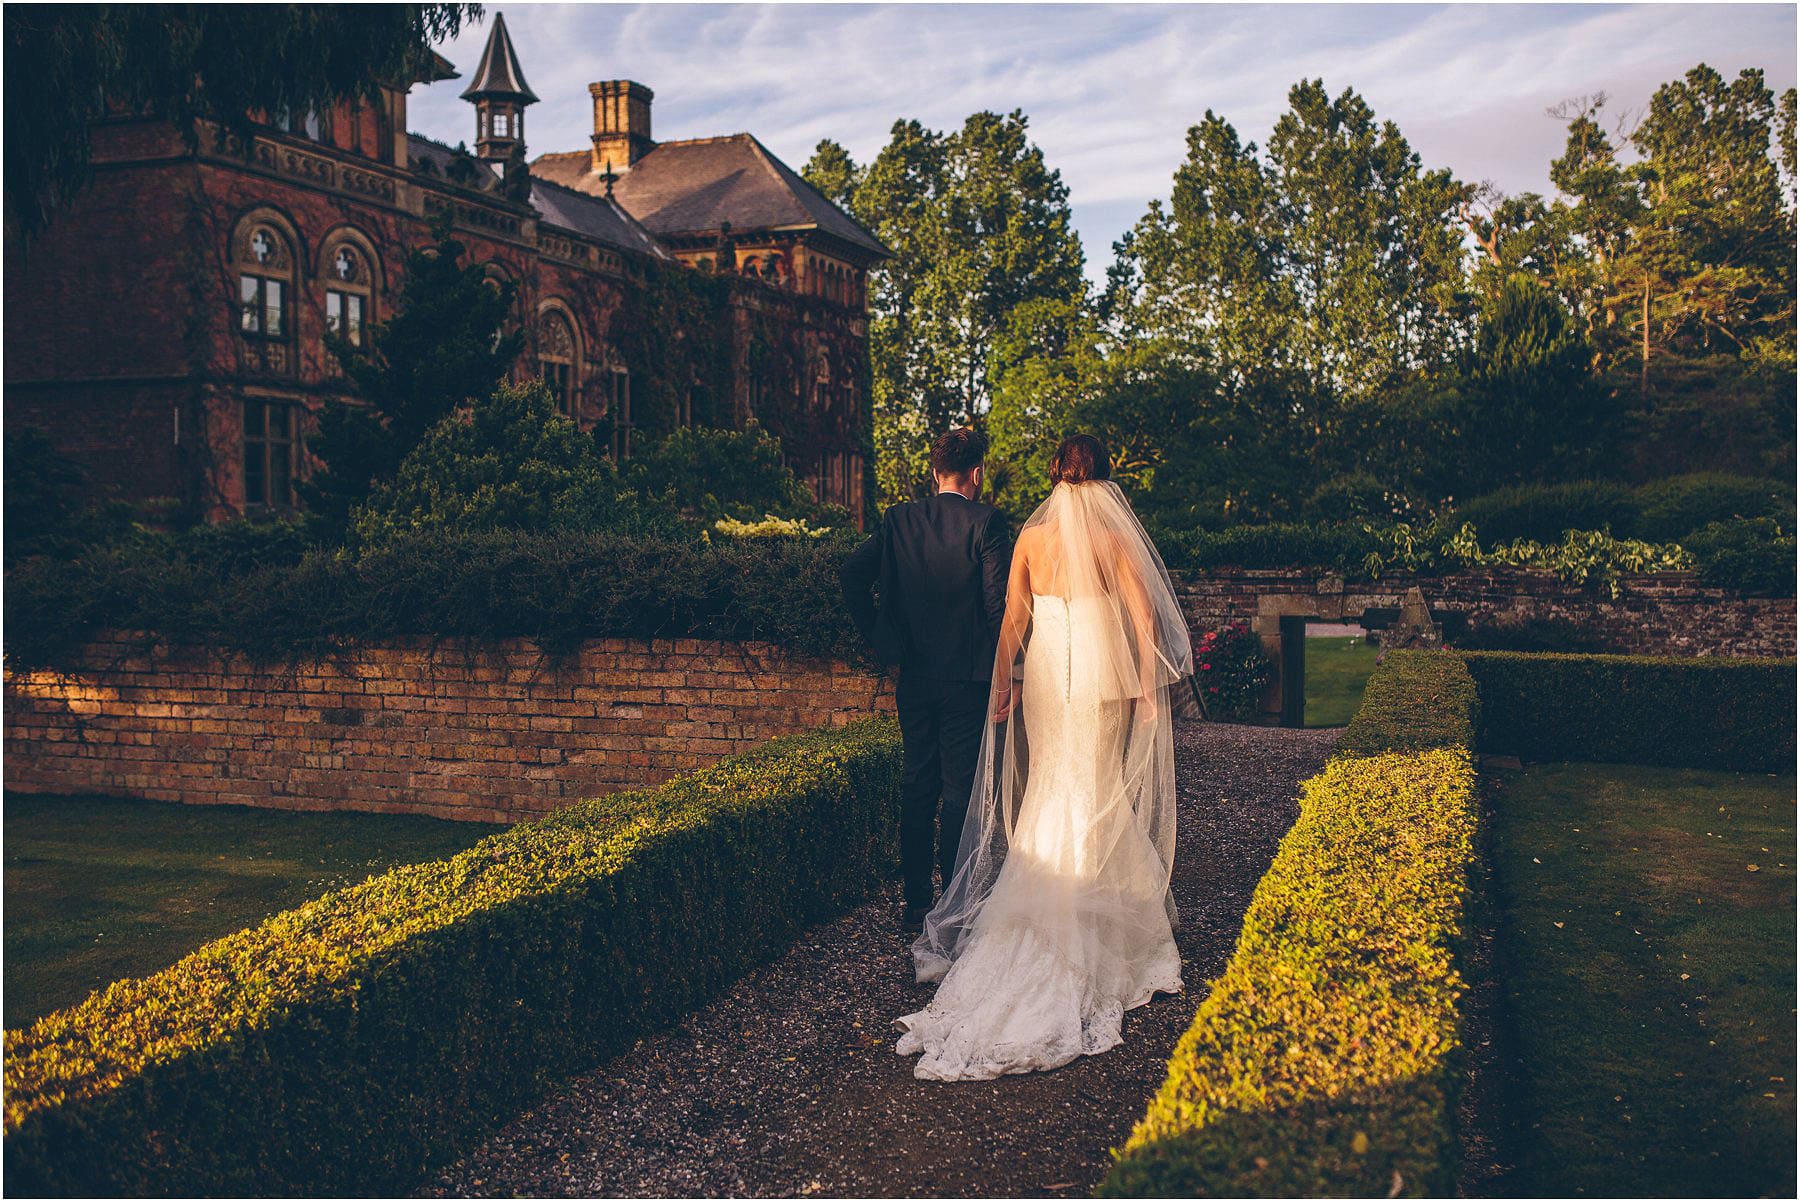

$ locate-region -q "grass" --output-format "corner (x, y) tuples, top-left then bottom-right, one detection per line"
(3, 792), (504, 1028)
(1303, 634), (1381, 727)
(1484, 761), (1796, 1197)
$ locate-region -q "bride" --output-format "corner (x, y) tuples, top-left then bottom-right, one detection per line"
(896, 433), (1195, 1081)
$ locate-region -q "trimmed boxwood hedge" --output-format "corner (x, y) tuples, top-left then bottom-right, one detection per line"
(1458, 650), (1796, 772)
(1101, 651), (1480, 1197)
(2, 718), (901, 1196)
(1338, 648), (1480, 755)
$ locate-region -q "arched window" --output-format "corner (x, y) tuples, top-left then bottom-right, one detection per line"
(232, 212), (298, 376)
(537, 308), (578, 417)
(605, 363), (632, 460)
(321, 233), (377, 354)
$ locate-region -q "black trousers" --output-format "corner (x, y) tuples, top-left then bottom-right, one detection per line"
(895, 671), (989, 909)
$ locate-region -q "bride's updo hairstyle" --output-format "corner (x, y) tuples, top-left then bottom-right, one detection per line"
(1049, 434), (1110, 486)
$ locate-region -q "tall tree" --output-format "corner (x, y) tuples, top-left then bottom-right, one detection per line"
(812, 113), (1089, 504)
(298, 221), (524, 536)
(5, 4), (480, 244)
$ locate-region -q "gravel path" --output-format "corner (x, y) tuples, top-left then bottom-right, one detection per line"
(425, 721), (1341, 1199)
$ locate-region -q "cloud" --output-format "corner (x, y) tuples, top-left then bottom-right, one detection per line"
(411, 3), (1797, 285)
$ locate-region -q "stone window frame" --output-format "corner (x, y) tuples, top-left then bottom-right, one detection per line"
(602, 356), (633, 461)
(534, 300), (581, 418)
(318, 227), (380, 359)
(242, 396), (298, 512)
(230, 208), (302, 376)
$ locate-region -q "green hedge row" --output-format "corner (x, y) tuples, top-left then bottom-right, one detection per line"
(1338, 648), (1481, 755)
(1458, 650), (1796, 772)
(2, 719), (902, 1196)
(2, 525), (867, 674)
(1102, 651), (1480, 1196)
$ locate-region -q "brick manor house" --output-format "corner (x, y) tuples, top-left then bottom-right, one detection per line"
(5, 13), (887, 527)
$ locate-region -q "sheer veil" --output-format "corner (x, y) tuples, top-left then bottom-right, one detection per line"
(910, 478), (1195, 983)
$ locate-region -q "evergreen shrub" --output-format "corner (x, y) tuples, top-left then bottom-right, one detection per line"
(1103, 651), (1480, 1196)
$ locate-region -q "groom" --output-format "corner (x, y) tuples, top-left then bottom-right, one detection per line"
(840, 427), (1012, 933)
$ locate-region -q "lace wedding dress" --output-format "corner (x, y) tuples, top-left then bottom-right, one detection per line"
(896, 480), (1193, 1081)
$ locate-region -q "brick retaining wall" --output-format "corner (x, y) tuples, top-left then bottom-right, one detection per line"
(4, 633), (894, 823)
(4, 568), (1789, 822)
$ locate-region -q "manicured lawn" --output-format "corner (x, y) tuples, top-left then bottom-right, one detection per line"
(3, 792), (505, 1028)
(1302, 634), (1381, 727)
(1485, 762), (1796, 1197)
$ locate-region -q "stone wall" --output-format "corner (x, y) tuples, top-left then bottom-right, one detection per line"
(1174, 567), (1794, 659)
(1174, 566), (1794, 720)
(4, 632), (893, 824)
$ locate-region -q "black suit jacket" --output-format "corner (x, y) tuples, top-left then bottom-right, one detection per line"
(839, 491), (1012, 682)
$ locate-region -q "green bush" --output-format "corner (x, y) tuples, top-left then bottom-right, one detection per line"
(1459, 650), (1795, 772)
(1302, 472), (1402, 523)
(1452, 480), (1639, 545)
(1103, 650), (1480, 1196)
(1193, 620), (1272, 721)
(2, 718), (902, 1195)
(1682, 516), (1796, 595)
(624, 423), (843, 525)
(3, 526), (867, 674)
(349, 381), (689, 546)
(1150, 522), (1384, 575)
(1631, 472), (1794, 543)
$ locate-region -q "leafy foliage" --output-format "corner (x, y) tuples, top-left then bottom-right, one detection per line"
(1452, 480), (1641, 545)
(301, 222), (525, 537)
(348, 381), (685, 546)
(1359, 521), (1693, 598)
(3, 526), (868, 674)
(623, 424), (836, 524)
(1631, 472), (1795, 542)
(1192, 621), (1270, 721)
(804, 113), (1088, 506)
(1, 720), (902, 1196)
(1681, 517), (1796, 595)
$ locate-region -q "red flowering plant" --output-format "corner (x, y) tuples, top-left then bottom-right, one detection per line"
(1192, 620), (1272, 722)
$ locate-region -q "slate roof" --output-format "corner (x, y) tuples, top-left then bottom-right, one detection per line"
(459, 12), (539, 104)
(529, 178), (671, 260)
(407, 134), (502, 188)
(531, 134), (889, 259)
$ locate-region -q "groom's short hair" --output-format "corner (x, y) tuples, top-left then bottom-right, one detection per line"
(930, 427), (988, 479)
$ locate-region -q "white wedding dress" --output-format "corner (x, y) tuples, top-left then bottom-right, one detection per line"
(896, 480), (1193, 1081)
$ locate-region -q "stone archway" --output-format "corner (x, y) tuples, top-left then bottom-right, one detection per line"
(1250, 577), (1355, 725)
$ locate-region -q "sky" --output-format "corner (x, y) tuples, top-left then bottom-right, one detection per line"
(409, 2), (1798, 285)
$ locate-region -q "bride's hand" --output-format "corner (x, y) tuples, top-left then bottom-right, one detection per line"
(1138, 691), (1159, 721)
(991, 683), (1016, 722)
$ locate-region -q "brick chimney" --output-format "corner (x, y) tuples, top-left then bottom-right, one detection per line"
(589, 80), (654, 173)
